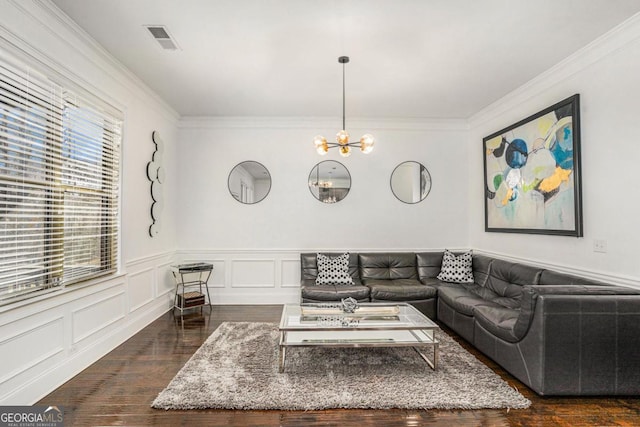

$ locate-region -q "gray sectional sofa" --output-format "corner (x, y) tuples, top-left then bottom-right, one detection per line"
(300, 251), (640, 396)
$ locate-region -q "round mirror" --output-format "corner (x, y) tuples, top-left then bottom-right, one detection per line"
(390, 161), (432, 204)
(308, 160), (351, 204)
(228, 161), (272, 204)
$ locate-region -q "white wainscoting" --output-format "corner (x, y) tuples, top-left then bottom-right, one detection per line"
(176, 247), (640, 306)
(177, 250), (304, 305)
(127, 267), (155, 313)
(281, 259), (302, 288)
(231, 259), (276, 288)
(176, 248), (470, 305)
(175, 248), (466, 305)
(71, 290), (126, 345)
(0, 316), (65, 400)
(0, 251), (175, 405)
(156, 260), (178, 298)
(475, 249), (640, 290)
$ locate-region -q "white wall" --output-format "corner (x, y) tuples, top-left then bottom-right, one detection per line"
(468, 15), (640, 287)
(176, 119), (470, 302)
(0, 1), (180, 404)
(178, 120), (469, 249)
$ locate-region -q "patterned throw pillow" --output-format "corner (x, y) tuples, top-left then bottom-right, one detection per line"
(437, 249), (474, 283)
(315, 253), (354, 285)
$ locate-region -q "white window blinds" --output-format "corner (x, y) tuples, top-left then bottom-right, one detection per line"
(0, 52), (121, 304)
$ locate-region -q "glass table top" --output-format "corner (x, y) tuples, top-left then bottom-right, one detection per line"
(279, 303), (439, 331)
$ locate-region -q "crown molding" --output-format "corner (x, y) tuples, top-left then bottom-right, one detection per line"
(175, 248), (467, 256)
(8, 1), (640, 132)
(468, 11), (640, 129)
(13, 0), (180, 123)
(179, 116), (469, 131)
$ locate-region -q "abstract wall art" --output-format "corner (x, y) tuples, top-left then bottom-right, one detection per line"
(483, 94), (583, 236)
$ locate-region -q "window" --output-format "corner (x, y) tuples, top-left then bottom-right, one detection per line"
(0, 52), (121, 304)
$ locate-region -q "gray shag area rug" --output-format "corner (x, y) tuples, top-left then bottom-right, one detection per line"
(152, 322), (531, 410)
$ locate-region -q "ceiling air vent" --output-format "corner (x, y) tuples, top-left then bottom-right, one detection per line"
(144, 25), (179, 50)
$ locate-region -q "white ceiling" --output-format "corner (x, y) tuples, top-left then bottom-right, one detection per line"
(52, 0), (640, 119)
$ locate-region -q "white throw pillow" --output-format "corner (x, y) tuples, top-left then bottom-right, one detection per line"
(315, 253), (354, 285)
(437, 249), (474, 283)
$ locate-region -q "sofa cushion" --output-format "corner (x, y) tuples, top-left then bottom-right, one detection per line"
(365, 279), (437, 301)
(301, 252), (361, 284)
(468, 283), (501, 301)
(301, 284), (370, 301)
(416, 252), (444, 280)
(472, 254), (493, 287)
(473, 305), (520, 343)
(484, 259), (542, 309)
(315, 253), (354, 285)
(359, 253), (417, 280)
(419, 277), (450, 288)
(437, 285), (504, 316)
(437, 250), (474, 283)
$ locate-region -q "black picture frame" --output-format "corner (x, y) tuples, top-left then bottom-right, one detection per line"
(483, 94), (583, 236)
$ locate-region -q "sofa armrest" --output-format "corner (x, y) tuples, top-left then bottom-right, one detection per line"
(515, 284), (639, 339)
(517, 284), (639, 343)
(524, 292), (640, 394)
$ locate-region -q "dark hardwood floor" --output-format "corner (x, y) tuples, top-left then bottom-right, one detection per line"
(39, 305), (639, 426)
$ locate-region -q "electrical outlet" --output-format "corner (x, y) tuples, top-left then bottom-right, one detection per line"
(593, 239), (607, 253)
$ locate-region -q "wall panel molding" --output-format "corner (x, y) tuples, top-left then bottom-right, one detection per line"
(475, 249), (640, 290)
(71, 291), (126, 345)
(156, 261), (176, 298)
(0, 316), (64, 386)
(280, 259), (301, 288)
(127, 268), (155, 313)
(178, 258), (226, 288)
(230, 259), (276, 288)
(125, 251), (174, 269)
(175, 248), (452, 304)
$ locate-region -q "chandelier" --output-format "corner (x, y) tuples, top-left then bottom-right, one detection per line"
(313, 56), (375, 157)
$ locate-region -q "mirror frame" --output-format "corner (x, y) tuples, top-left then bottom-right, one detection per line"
(308, 160), (351, 204)
(390, 161), (432, 204)
(227, 161), (272, 205)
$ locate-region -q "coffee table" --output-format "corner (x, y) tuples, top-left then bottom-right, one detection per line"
(278, 303), (439, 373)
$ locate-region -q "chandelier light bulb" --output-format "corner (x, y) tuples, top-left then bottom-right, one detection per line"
(316, 143), (329, 155)
(339, 145), (351, 157)
(336, 130), (350, 146)
(313, 135), (327, 148)
(360, 134), (375, 154)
